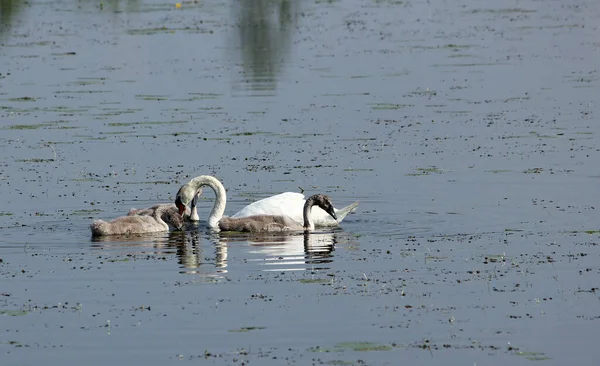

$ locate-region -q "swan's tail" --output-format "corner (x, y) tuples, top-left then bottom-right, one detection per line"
(334, 201), (360, 223)
(90, 220), (108, 237)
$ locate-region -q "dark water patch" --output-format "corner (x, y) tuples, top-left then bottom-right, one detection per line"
(172, 92), (223, 101)
(309, 342), (394, 353)
(447, 53), (476, 58)
(51, 51), (77, 56)
(73, 135), (107, 140)
(200, 137), (231, 141)
(518, 24), (583, 30)
(135, 94), (169, 101)
(486, 169), (513, 173)
(0, 309), (29, 316)
(469, 8), (536, 14)
(229, 326), (266, 333)
(405, 166), (446, 176)
(3, 123), (45, 130)
(117, 181), (172, 185)
(230, 131), (276, 137)
(107, 120), (188, 127)
(55, 90), (111, 95)
(383, 71), (409, 77)
(322, 92), (370, 97)
(432, 62), (507, 67)
(369, 103), (413, 110)
(93, 108), (142, 117)
(127, 26), (214, 36)
(343, 168), (374, 172)
(297, 278), (330, 284)
(71, 209), (103, 216)
(339, 137), (377, 142)
(68, 77), (106, 86)
(434, 110), (471, 114)
(6, 96), (35, 102)
(15, 158), (55, 163)
(514, 351), (550, 361)
(408, 88), (437, 97)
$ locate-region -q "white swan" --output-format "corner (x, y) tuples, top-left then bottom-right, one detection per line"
(218, 194), (337, 233)
(174, 175), (358, 228)
(91, 204), (184, 237)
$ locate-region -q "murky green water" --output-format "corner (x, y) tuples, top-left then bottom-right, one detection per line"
(1, 0), (599, 364)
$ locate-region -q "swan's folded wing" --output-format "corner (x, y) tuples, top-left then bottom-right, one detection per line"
(231, 192), (306, 222)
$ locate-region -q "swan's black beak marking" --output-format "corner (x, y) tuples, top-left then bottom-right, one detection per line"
(328, 207), (337, 221)
(175, 196), (185, 216)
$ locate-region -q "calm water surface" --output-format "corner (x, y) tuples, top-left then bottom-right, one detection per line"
(1, 0), (600, 364)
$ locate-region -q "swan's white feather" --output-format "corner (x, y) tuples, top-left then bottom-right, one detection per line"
(231, 192), (359, 227)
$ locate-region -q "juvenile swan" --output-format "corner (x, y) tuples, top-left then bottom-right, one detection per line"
(128, 189), (203, 221)
(91, 204), (184, 237)
(175, 175), (358, 228)
(218, 194), (337, 233)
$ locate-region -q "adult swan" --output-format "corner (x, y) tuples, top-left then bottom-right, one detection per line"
(174, 175), (359, 229)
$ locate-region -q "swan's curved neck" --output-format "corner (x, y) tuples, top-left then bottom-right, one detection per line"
(189, 175), (227, 228)
(303, 198), (315, 231)
(154, 206), (169, 228)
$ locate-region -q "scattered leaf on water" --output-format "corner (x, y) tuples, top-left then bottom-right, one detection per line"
(135, 94), (169, 101)
(343, 168), (374, 172)
(0, 310), (29, 316)
(229, 326), (266, 333)
(309, 342), (393, 353)
(515, 351), (550, 361)
(72, 209), (103, 215)
(406, 166), (446, 176)
(369, 103), (413, 110)
(486, 169), (512, 173)
(298, 279), (330, 284)
(7, 96), (35, 102)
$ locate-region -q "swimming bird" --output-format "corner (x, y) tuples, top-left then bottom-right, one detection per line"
(218, 194), (337, 233)
(90, 204), (184, 236)
(174, 175), (358, 229)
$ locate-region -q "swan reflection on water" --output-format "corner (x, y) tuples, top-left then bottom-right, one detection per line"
(91, 227), (354, 275)
(90, 229), (228, 280)
(215, 229), (342, 272)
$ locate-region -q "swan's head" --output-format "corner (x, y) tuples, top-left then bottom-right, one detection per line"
(163, 209), (185, 230)
(311, 194), (337, 221)
(175, 183), (199, 215)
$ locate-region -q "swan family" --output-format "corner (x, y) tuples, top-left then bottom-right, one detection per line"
(91, 175), (358, 236)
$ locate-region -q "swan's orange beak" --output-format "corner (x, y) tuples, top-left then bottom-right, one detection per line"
(175, 197), (186, 215)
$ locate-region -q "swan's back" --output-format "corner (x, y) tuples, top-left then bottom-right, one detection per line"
(91, 204), (183, 237)
(230, 191), (357, 227)
(218, 215), (301, 233)
(91, 215), (169, 236)
(231, 192), (306, 220)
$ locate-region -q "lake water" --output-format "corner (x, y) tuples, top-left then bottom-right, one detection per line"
(1, 0), (599, 364)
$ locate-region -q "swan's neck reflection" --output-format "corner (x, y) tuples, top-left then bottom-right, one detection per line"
(177, 229), (228, 278)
